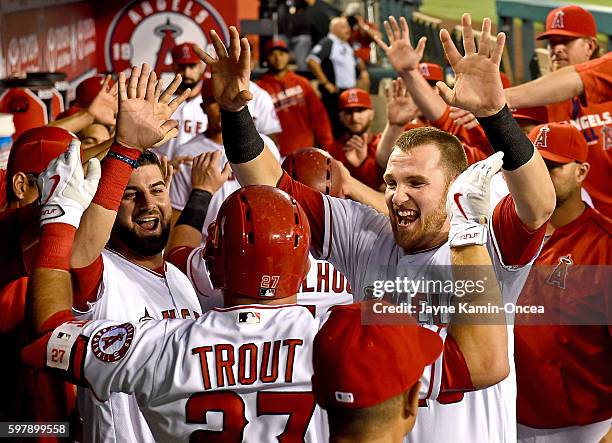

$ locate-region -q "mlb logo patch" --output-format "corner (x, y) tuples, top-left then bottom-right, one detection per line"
(335, 391), (355, 403)
(56, 332), (71, 341)
(238, 312), (261, 324)
(258, 287), (276, 297)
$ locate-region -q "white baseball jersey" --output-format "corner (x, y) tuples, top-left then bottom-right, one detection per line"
(154, 94), (208, 159)
(48, 304), (448, 443)
(169, 132), (281, 240)
(249, 80), (282, 136)
(184, 251), (353, 316)
(277, 173), (547, 443)
(74, 248), (202, 443)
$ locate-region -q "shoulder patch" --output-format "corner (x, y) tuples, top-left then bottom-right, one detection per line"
(91, 323), (135, 363)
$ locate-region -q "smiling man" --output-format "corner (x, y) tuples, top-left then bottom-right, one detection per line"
(67, 64), (202, 443)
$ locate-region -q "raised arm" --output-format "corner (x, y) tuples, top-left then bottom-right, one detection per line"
(71, 65), (186, 269)
(195, 27), (283, 187)
(505, 65), (583, 109)
(374, 17), (448, 122)
(445, 152), (509, 389)
(437, 14), (554, 230)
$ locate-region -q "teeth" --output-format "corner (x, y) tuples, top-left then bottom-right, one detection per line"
(138, 217), (157, 223)
(397, 209), (417, 217)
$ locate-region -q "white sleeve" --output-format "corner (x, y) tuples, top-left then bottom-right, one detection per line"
(169, 162), (193, 211)
(249, 87), (282, 135)
(261, 133), (281, 161)
(418, 326), (446, 402)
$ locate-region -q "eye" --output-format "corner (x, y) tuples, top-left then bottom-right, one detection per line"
(123, 192), (136, 200)
(409, 181), (427, 188)
(151, 186), (165, 195)
(385, 180), (396, 189)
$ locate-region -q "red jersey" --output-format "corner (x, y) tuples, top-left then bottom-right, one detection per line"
(257, 71), (334, 155)
(327, 132), (383, 189)
(432, 106), (494, 165)
(0, 168), (6, 210)
(349, 21), (377, 64)
(515, 206), (612, 428)
(546, 60), (612, 218)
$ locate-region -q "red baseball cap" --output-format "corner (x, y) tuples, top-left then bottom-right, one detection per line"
(419, 62), (444, 83)
(511, 106), (548, 125)
(6, 126), (78, 179)
(265, 39), (289, 55)
(537, 5), (597, 40)
(75, 75), (108, 108)
(312, 301), (443, 409)
(171, 43), (201, 65)
(529, 123), (588, 163)
(338, 88), (372, 110)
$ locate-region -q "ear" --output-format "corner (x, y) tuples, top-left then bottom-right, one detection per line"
(11, 172), (28, 200)
(585, 38), (599, 58)
(576, 162), (590, 184)
(404, 381), (420, 419)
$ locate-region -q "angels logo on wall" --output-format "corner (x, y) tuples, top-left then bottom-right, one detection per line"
(105, 0), (230, 82)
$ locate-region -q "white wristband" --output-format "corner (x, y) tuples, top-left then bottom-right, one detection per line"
(449, 224), (488, 247)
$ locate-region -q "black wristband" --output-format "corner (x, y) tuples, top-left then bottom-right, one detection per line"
(477, 105), (535, 171)
(220, 107), (264, 164)
(176, 189), (213, 232)
(106, 151), (139, 168)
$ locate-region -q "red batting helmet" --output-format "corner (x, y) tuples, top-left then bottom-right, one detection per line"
(282, 148), (344, 197)
(205, 185), (311, 300)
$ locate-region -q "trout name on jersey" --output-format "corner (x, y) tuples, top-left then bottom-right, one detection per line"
(191, 339), (304, 390)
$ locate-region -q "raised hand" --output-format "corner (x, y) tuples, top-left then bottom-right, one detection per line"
(87, 75), (118, 126)
(38, 139), (101, 229)
(343, 134), (369, 167)
(374, 16), (426, 76)
(115, 64), (179, 150)
(191, 151), (231, 195)
(437, 14), (506, 117)
(385, 78), (418, 127)
(449, 106), (480, 130)
(194, 26), (253, 112)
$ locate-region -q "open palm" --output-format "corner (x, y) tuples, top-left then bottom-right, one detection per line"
(438, 14), (506, 117)
(194, 27), (252, 112)
(386, 78), (418, 126)
(374, 16), (426, 75)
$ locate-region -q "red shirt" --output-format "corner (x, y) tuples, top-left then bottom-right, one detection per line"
(257, 71), (334, 155)
(515, 206), (612, 428)
(546, 61), (612, 218)
(349, 21), (377, 64)
(0, 168), (6, 210)
(327, 132), (383, 189)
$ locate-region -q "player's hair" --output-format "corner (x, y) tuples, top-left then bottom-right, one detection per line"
(326, 391), (405, 439)
(394, 126), (468, 181)
(137, 149), (165, 176)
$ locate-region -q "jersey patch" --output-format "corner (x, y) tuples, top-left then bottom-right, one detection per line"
(238, 312), (261, 324)
(91, 323), (135, 363)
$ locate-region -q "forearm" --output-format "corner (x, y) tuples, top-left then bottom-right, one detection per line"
(478, 107), (555, 229)
(221, 108), (283, 187)
(71, 143), (140, 268)
(345, 176), (388, 215)
(448, 245), (508, 389)
(307, 60), (331, 86)
(376, 122), (403, 168)
(505, 66), (582, 108)
(401, 69), (447, 122)
(47, 109), (95, 134)
(166, 189), (212, 252)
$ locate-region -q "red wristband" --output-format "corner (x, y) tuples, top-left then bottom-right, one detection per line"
(36, 309), (76, 335)
(92, 143), (141, 211)
(34, 224), (76, 271)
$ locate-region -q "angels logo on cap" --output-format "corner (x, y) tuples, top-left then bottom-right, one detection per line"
(347, 90), (359, 104)
(533, 126), (550, 148)
(419, 64), (430, 77)
(551, 10), (565, 29)
(91, 323), (135, 363)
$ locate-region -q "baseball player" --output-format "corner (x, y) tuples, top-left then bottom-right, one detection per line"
(506, 5), (611, 218)
(199, 18), (556, 443)
(514, 123), (612, 443)
(169, 79), (281, 240)
(68, 64), (202, 443)
(256, 39), (334, 155)
(25, 131), (510, 442)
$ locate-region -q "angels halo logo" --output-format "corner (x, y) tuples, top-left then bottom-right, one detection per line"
(105, 0), (229, 82)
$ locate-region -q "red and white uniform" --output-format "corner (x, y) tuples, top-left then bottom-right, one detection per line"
(327, 133), (383, 189)
(46, 301), (476, 442)
(169, 133), (280, 240)
(72, 248), (202, 443)
(546, 60), (612, 218)
(274, 171), (546, 443)
(257, 71), (334, 155)
(515, 206), (612, 443)
(154, 95), (208, 159)
(248, 81), (283, 137)
(576, 52), (612, 106)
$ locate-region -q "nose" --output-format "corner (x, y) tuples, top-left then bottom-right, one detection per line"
(137, 191), (157, 211)
(392, 184), (411, 207)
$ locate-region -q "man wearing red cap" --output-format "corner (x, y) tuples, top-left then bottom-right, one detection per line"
(514, 122), (612, 443)
(506, 5), (611, 218)
(257, 39), (334, 155)
(326, 88), (385, 189)
(154, 42), (209, 159)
